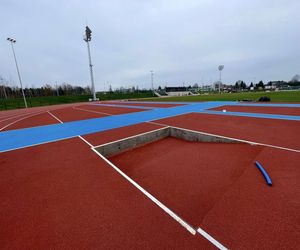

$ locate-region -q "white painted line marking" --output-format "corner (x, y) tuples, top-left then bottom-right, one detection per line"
(93, 126), (169, 148)
(0, 112), (35, 122)
(0, 111), (46, 131)
(0, 108), (52, 122)
(73, 106), (113, 116)
(78, 135), (197, 235)
(197, 228), (228, 250)
(148, 121), (300, 153)
(80, 134), (229, 249)
(47, 111), (63, 124)
(89, 146), (196, 235)
(78, 135), (94, 147)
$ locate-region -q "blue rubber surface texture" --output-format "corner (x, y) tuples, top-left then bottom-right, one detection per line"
(103, 101), (193, 104)
(255, 161), (273, 186)
(0, 102), (230, 152)
(200, 110), (300, 121)
(1, 101), (299, 152)
(104, 101), (300, 107)
(231, 103), (300, 108)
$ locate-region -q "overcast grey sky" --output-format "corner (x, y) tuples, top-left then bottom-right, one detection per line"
(1, 0), (299, 90)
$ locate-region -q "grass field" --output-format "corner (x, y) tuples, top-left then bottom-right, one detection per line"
(0, 91), (155, 110)
(145, 90), (300, 102)
(1, 90), (299, 110)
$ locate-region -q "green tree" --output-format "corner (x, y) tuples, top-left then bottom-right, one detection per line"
(256, 80), (264, 89)
(240, 81), (247, 89)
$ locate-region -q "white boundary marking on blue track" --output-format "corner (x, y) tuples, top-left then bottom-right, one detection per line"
(47, 111), (63, 124)
(201, 110), (300, 121)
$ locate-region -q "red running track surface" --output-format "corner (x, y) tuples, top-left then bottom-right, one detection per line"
(154, 112), (300, 150)
(83, 122), (165, 146)
(103, 102), (184, 108)
(0, 113), (31, 129)
(109, 137), (263, 226)
(0, 102), (90, 119)
(211, 105), (300, 116)
(50, 107), (107, 122)
(200, 146), (300, 249)
(0, 111), (31, 120)
(0, 137), (214, 249)
(1, 112), (59, 131)
(77, 104), (146, 115)
(109, 137), (300, 249)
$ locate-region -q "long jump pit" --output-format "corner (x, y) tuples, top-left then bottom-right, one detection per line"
(92, 126), (274, 249)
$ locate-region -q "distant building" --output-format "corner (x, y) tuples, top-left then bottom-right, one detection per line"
(213, 81), (226, 91)
(200, 85), (214, 91)
(165, 86), (191, 96)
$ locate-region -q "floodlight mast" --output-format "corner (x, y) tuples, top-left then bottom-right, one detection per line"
(7, 38), (28, 108)
(218, 65), (224, 93)
(150, 70), (154, 92)
(83, 26), (97, 101)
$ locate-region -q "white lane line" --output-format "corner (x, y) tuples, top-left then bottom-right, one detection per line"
(0, 110), (42, 122)
(84, 128), (229, 249)
(147, 121), (300, 153)
(92, 147), (196, 235)
(47, 111), (63, 124)
(73, 106), (113, 116)
(0, 113), (28, 122)
(93, 126), (169, 148)
(77, 135), (196, 235)
(0, 103), (73, 123)
(197, 228), (228, 250)
(0, 111), (46, 131)
(78, 135), (94, 147)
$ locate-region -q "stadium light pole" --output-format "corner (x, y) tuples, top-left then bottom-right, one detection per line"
(7, 38), (28, 108)
(83, 26), (97, 101)
(150, 70), (154, 92)
(218, 65), (224, 94)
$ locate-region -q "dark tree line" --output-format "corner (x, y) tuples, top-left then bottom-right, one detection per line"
(0, 82), (91, 99)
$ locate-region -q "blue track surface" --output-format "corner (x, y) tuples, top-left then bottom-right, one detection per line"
(0, 101), (299, 152)
(231, 103), (300, 108)
(201, 110), (300, 121)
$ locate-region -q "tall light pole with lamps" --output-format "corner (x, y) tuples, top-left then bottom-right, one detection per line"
(150, 70), (154, 92)
(7, 38), (27, 108)
(218, 65), (224, 93)
(83, 26), (97, 101)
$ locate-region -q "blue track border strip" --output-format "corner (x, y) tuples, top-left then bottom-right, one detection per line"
(1, 101), (299, 152)
(200, 110), (300, 121)
(0, 102), (228, 152)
